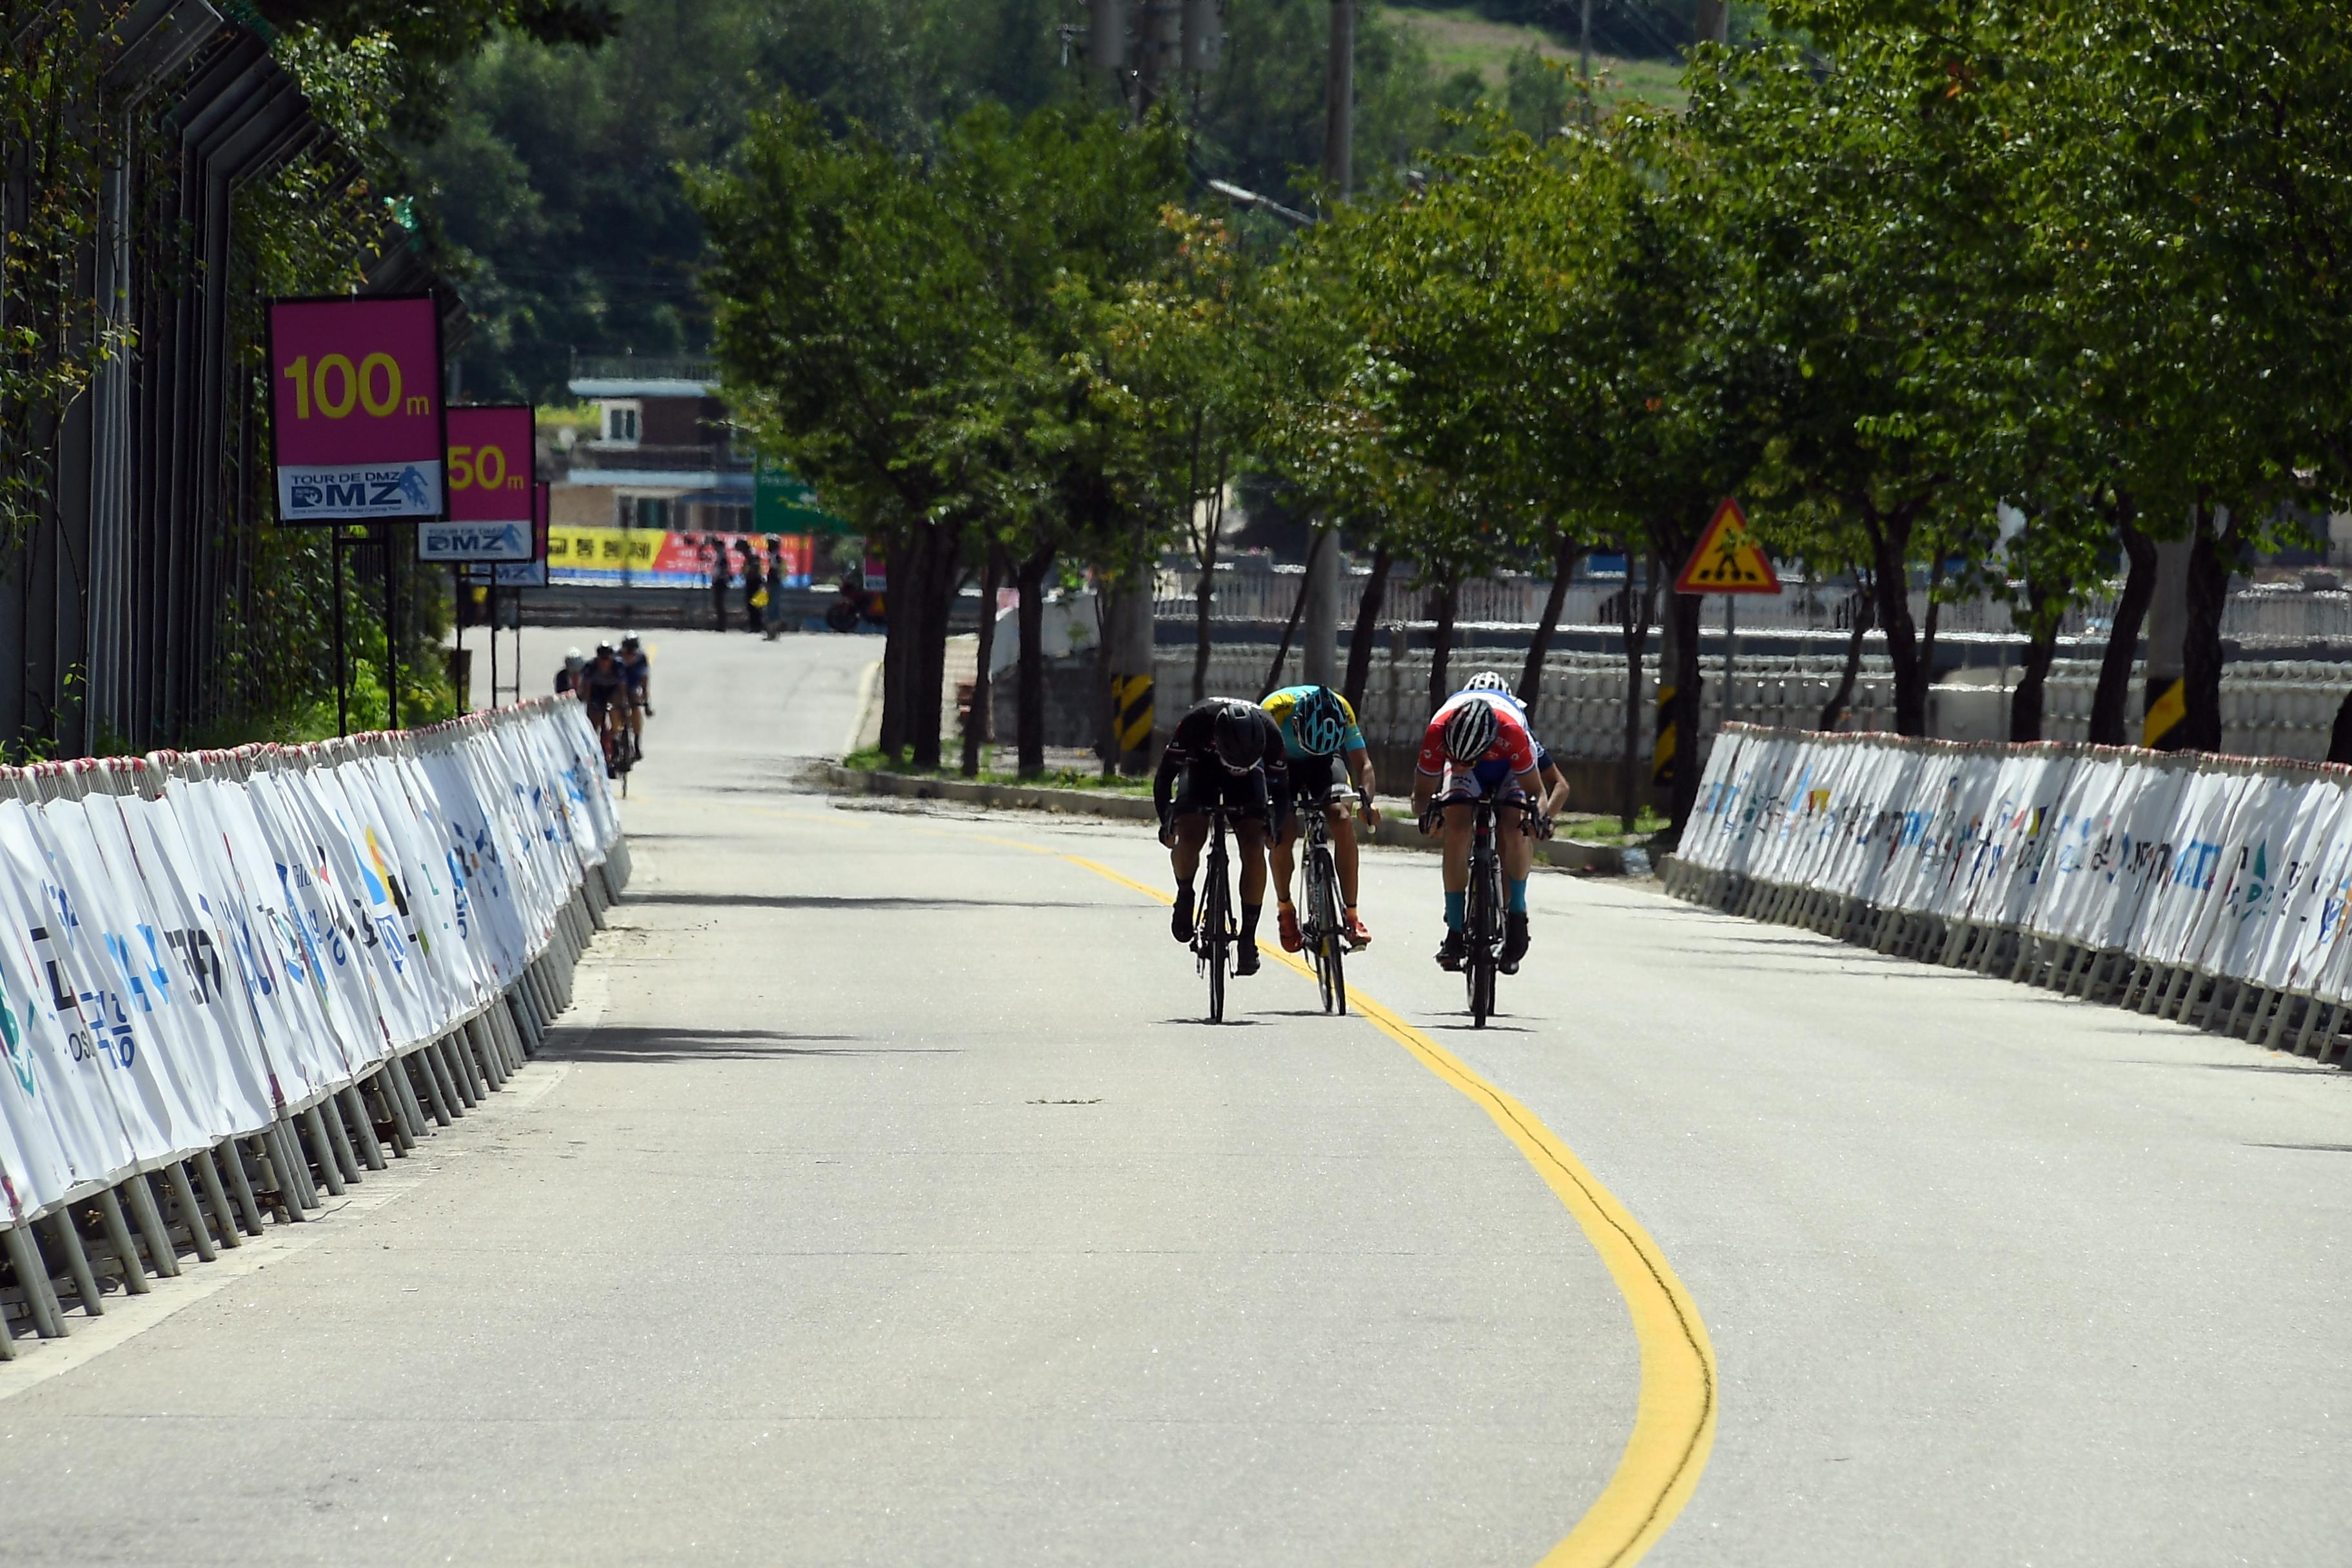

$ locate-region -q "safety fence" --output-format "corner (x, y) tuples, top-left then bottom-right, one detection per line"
(0, 698), (629, 1356)
(1662, 725), (2352, 1064)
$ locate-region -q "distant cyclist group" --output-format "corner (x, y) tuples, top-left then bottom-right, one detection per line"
(555, 636), (654, 781)
(1153, 671), (1569, 1019)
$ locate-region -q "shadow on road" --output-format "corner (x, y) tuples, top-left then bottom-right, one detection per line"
(553, 1026), (963, 1063)
(633, 892), (1114, 912)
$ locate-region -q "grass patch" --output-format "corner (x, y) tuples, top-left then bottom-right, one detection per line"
(1381, 5), (1688, 110)
(1553, 807), (1670, 846)
(843, 746), (1157, 795)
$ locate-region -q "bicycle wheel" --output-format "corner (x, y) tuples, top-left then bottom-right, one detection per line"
(1202, 830), (1230, 1024)
(1312, 846), (1347, 1015)
(1467, 853), (1494, 1028)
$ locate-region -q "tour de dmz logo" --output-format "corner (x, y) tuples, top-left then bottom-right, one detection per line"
(286, 466), (432, 514)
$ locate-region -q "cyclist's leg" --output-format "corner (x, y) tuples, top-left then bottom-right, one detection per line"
(1497, 785), (1535, 966)
(1328, 790), (1370, 944)
(1167, 764), (1213, 942)
(1231, 772), (1274, 972)
(1271, 756), (1322, 952)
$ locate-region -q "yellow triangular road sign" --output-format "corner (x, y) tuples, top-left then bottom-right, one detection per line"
(1674, 498), (1781, 594)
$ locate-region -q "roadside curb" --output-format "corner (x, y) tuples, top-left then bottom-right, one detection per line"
(825, 765), (1160, 820)
(821, 766), (1644, 874)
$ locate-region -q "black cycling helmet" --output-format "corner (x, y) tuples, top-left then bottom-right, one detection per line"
(1211, 703), (1263, 772)
(594, 642), (616, 658)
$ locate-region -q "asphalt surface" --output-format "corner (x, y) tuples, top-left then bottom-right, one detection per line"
(4, 624), (2349, 1566)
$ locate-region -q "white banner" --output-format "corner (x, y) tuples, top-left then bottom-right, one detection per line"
(1680, 725), (2352, 1014)
(0, 699), (620, 1223)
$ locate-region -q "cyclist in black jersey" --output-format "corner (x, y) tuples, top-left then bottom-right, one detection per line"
(1153, 697), (1287, 977)
(579, 644), (627, 772)
(620, 634), (652, 755)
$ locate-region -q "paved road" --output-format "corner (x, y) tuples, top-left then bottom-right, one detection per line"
(5, 627), (2349, 1565)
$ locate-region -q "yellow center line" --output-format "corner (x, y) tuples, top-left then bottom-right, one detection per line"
(738, 797), (1719, 1565)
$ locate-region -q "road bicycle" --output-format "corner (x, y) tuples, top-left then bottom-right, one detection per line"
(1439, 793), (1542, 1029)
(1192, 802), (1237, 1023)
(1298, 784), (1369, 1016)
(596, 706), (638, 797)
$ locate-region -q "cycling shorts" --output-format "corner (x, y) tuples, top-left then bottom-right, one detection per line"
(1172, 763), (1274, 828)
(1438, 759), (1531, 806)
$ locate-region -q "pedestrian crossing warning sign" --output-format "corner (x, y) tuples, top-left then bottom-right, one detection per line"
(1674, 497), (1781, 594)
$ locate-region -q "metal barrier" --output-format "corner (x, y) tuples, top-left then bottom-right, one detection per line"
(0, 697), (627, 1357)
(1661, 725), (2352, 1064)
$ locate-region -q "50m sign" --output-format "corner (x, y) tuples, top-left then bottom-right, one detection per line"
(267, 295), (446, 524)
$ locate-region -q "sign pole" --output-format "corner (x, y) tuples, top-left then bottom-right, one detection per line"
(383, 522), (400, 730)
(488, 583), (499, 709)
(453, 565), (467, 714)
(1723, 593), (1736, 731)
(332, 529), (349, 737)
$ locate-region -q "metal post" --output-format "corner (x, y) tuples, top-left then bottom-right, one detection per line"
(122, 1174), (181, 1277)
(453, 566), (467, 713)
(1302, 526), (1339, 690)
(488, 585), (499, 709)
(1, 1224), (66, 1338)
(46, 1211), (104, 1315)
(193, 1148), (246, 1246)
(95, 1187), (150, 1291)
(1723, 594), (1736, 731)
(1322, 1), (1355, 202)
(2143, 532), (2191, 749)
(162, 1161), (217, 1261)
(333, 529), (349, 736)
(382, 524), (400, 730)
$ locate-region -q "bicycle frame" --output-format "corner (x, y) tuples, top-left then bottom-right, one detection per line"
(1193, 804), (1236, 1024)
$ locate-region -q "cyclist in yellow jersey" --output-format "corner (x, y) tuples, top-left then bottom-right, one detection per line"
(1261, 684), (1379, 951)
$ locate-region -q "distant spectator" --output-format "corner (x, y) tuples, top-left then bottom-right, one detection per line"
(709, 545), (732, 632)
(741, 542), (767, 636)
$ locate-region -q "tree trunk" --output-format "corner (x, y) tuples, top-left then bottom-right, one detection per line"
(1818, 577), (1875, 731)
(1341, 542), (1392, 714)
(1426, 573), (1459, 709)
(1918, 553), (1945, 693)
(1867, 504), (1927, 736)
(877, 532), (909, 761)
(962, 544), (1003, 776)
(908, 521), (962, 770)
(1667, 587), (1704, 834)
(2088, 498), (2151, 747)
(1260, 529), (1326, 698)
(1617, 545), (1656, 832)
(1518, 529), (1585, 704)
(2181, 497), (2236, 752)
(2008, 592), (2060, 743)
(1015, 544), (1054, 778)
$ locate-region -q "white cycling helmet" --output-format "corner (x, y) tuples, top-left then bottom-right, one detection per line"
(1442, 700), (1500, 763)
(1464, 670), (1511, 695)
(564, 648), (585, 671)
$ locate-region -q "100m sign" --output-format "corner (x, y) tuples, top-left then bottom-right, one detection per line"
(266, 295), (446, 523)
(281, 353), (433, 422)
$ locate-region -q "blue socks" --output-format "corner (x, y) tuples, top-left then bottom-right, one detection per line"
(1444, 890), (1465, 930)
(1507, 879), (1528, 914)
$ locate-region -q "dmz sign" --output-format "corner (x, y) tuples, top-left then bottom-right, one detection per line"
(420, 521), (533, 562)
(267, 295), (447, 524)
(286, 465), (441, 520)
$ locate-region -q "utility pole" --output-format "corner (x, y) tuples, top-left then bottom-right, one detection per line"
(1692, 2), (1730, 46)
(1300, 1), (1353, 690)
(1580, 0), (1592, 83)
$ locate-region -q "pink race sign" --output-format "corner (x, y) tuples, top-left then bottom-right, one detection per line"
(421, 404), (535, 563)
(267, 295), (445, 522)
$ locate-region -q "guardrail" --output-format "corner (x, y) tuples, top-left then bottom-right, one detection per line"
(0, 698), (629, 1355)
(1661, 723), (2352, 1063)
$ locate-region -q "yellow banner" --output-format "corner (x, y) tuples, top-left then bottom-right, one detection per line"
(547, 525), (663, 569)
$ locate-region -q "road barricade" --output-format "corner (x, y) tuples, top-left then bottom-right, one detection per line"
(1661, 724), (2352, 1061)
(0, 696), (627, 1355)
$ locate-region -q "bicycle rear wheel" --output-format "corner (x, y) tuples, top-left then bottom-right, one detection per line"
(1467, 858), (1495, 1028)
(1311, 847), (1346, 1015)
(1202, 834), (1230, 1024)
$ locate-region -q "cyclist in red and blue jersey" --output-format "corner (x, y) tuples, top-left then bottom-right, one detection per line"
(1409, 676), (1553, 973)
